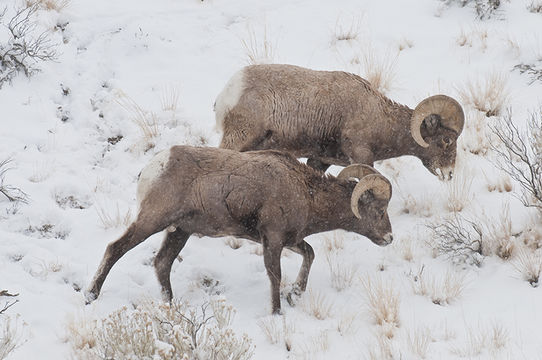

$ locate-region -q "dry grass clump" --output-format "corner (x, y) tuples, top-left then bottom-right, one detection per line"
(240, 23), (276, 65)
(410, 266), (467, 305)
(65, 298), (254, 360)
(224, 237), (244, 250)
(115, 91), (160, 148)
(332, 14), (364, 44)
(451, 321), (509, 357)
(459, 111), (491, 156)
(366, 331), (395, 360)
(356, 44), (398, 95)
(26, 0), (70, 11)
(257, 315), (295, 351)
(399, 192), (435, 217)
(393, 235), (415, 262)
(406, 327), (431, 359)
(322, 232), (345, 253)
(94, 201), (133, 229)
(456, 26), (488, 50)
(325, 250), (357, 291)
(513, 248), (542, 287)
(292, 330), (330, 360)
(485, 171), (513, 193)
(445, 162), (474, 213)
(482, 204), (516, 260)
(457, 72), (510, 117)
(361, 276), (400, 339)
(300, 289), (334, 320)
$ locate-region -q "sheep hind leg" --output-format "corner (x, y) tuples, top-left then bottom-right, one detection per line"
(286, 241), (315, 307)
(262, 232), (284, 315)
(306, 158), (330, 173)
(154, 227), (190, 302)
(85, 222), (159, 303)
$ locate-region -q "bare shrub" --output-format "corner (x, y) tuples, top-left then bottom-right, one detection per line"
(528, 0), (542, 13)
(442, 0), (503, 20)
(240, 23), (276, 65)
(0, 3), (57, 88)
(0, 293), (24, 360)
(66, 298), (254, 360)
(513, 248), (542, 287)
(489, 109), (542, 212)
(457, 72), (510, 117)
(410, 266), (467, 305)
(361, 276), (400, 339)
(0, 159), (28, 204)
(427, 214), (484, 266)
(513, 62), (542, 85)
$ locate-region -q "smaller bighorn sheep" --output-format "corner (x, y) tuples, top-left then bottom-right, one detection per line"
(86, 146), (393, 314)
(216, 64), (465, 180)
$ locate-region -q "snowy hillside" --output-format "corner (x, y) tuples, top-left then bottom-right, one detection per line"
(1, 0), (542, 359)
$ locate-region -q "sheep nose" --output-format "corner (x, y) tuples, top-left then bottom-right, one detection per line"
(383, 233), (393, 245)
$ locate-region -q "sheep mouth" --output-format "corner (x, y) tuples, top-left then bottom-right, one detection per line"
(432, 166), (454, 181)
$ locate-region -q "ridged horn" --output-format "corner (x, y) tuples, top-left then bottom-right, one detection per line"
(410, 95), (465, 148)
(350, 174), (392, 219)
(337, 164), (379, 181)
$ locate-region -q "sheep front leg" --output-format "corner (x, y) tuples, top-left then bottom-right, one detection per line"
(286, 241), (315, 306)
(154, 228), (190, 302)
(262, 232), (284, 315)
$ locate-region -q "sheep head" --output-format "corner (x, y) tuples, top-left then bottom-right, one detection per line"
(337, 164), (393, 246)
(410, 95), (465, 181)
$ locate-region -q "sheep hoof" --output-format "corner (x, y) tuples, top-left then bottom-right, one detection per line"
(84, 290), (97, 305)
(286, 286), (302, 307)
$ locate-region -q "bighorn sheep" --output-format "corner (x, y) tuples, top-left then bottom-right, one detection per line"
(86, 146), (393, 314)
(215, 64), (465, 180)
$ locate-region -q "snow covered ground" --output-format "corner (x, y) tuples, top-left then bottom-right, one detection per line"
(1, 0), (542, 358)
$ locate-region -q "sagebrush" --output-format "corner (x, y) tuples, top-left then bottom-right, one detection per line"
(66, 298), (254, 360)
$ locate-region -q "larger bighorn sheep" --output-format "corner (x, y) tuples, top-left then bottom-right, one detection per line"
(216, 64), (465, 180)
(86, 146), (393, 314)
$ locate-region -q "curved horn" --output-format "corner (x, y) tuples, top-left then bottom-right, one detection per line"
(337, 164), (379, 181)
(350, 174), (392, 219)
(410, 95), (465, 148)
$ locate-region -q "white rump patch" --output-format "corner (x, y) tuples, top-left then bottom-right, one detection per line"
(214, 69), (245, 131)
(137, 149), (171, 205)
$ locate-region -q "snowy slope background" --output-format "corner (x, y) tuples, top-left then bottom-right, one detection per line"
(1, 0), (542, 358)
